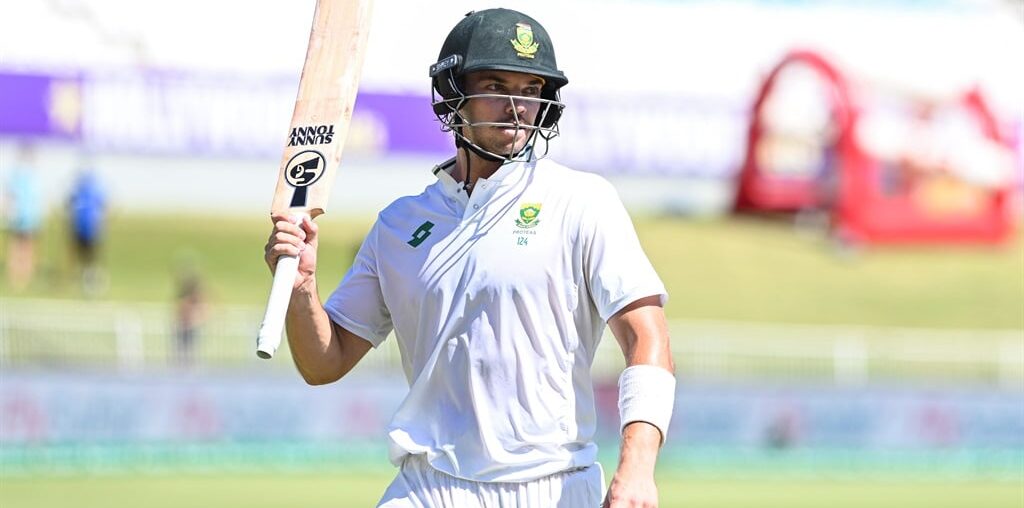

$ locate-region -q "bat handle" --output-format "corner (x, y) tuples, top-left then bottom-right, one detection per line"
(256, 254), (299, 359)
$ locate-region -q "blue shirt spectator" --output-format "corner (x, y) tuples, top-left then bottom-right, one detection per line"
(69, 170), (106, 242)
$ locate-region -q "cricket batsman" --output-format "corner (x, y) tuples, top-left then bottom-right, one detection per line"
(264, 8), (676, 507)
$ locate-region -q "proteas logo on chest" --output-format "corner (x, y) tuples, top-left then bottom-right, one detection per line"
(515, 203), (542, 229)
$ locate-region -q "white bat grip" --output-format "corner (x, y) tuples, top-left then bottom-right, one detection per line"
(256, 253), (300, 359)
(257, 213), (308, 359)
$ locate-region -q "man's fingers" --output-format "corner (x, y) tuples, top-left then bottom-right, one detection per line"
(270, 212), (295, 225)
(300, 215), (318, 245)
(264, 230), (305, 265)
(265, 213), (315, 274)
(266, 243), (302, 265)
(604, 480), (657, 508)
(273, 230), (306, 247)
(274, 220), (307, 240)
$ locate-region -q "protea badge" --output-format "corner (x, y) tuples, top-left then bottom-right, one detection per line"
(510, 23), (539, 58)
(515, 203), (542, 228)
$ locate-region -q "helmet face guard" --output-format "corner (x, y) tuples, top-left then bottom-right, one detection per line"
(430, 86), (564, 161)
(429, 9), (568, 162)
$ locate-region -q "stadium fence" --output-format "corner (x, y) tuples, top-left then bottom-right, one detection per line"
(2, 297), (1020, 388)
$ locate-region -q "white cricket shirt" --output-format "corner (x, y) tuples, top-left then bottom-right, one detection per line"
(324, 157), (666, 482)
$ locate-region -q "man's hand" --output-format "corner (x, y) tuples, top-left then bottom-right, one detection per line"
(264, 213), (319, 291)
(603, 421), (661, 507)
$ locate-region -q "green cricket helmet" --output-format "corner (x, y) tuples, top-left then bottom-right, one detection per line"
(430, 8), (568, 159)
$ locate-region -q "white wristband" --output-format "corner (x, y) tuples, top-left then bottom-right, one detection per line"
(618, 364), (676, 445)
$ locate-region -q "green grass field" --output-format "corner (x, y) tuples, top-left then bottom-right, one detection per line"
(2, 213), (1021, 507)
(2, 471), (1021, 508)
(7, 213), (1022, 329)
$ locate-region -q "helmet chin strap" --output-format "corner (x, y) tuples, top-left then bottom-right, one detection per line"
(455, 133), (476, 194)
(453, 130), (536, 194)
(455, 132), (504, 164)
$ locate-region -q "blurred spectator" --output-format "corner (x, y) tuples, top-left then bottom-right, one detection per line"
(173, 256), (207, 368)
(917, 404), (960, 448)
(764, 406), (803, 450)
(67, 163), (108, 297)
(2, 143), (44, 291)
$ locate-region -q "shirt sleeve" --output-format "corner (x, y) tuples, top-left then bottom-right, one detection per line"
(581, 177), (668, 321)
(323, 220), (394, 347)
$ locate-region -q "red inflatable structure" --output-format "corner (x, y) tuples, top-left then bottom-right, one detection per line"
(734, 50), (1017, 245)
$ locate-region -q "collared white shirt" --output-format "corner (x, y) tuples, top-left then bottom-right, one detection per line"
(324, 157), (666, 482)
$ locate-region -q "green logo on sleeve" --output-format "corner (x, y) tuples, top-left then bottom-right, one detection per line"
(408, 221), (434, 247)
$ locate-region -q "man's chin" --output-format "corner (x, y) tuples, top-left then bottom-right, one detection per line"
(496, 144), (527, 157)
(494, 138), (530, 156)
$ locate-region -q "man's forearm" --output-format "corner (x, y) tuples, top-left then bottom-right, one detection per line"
(604, 299), (674, 506)
(617, 421), (662, 476)
(285, 276), (344, 384)
(605, 420), (662, 507)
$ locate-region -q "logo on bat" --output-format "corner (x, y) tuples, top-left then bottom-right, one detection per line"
(284, 150), (326, 207)
(288, 124), (336, 146)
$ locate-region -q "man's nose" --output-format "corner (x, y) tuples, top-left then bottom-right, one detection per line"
(506, 97), (528, 118)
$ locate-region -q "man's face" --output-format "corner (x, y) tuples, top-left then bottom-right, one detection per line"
(459, 70), (545, 156)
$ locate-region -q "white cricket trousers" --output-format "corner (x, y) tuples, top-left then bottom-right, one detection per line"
(376, 454), (605, 508)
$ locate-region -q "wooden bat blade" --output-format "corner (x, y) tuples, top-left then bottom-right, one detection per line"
(258, 0), (373, 360)
(270, 0), (373, 219)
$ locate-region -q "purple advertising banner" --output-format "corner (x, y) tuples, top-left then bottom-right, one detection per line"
(0, 72), (82, 139)
(0, 70), (450, 157)
(0, 69), (746, 178)
(355, 92), (451, 155)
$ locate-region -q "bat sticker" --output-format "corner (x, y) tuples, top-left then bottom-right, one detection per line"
(288, 124), (336, 146)
(284, 150), (326, 207)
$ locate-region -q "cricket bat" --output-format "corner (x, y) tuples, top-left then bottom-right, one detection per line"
(256, 0), (373, 359)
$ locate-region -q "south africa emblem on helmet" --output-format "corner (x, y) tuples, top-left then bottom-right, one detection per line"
(510, 23), (539, 59)
(515, 203), (542, 229)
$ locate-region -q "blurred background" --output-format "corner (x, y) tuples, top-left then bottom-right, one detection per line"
(1, 0), (1022, 507)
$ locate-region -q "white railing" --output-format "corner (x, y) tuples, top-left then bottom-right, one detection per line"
(1, 298), (1021, 388)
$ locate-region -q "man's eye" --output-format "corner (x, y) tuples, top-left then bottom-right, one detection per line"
(523, 87), (541, 97)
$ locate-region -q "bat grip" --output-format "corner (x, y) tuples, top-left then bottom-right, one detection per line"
(256, 215), (306, 359)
